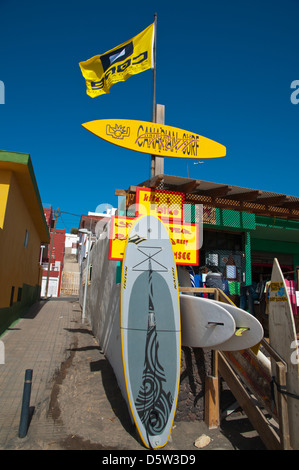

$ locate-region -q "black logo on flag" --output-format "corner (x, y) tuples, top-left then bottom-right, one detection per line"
(101, 42), (134, 72)
(91, 45), (148, 92)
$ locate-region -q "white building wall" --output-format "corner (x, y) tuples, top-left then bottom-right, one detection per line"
(79, 221), (130, 414)
(65, 233), (79, 255)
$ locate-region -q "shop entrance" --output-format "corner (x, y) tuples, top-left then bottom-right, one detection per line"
(251, 251), (294, 283)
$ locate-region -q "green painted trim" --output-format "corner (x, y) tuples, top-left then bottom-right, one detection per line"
(184, 204), (196, 223)
(0, 283), (41, 336)
(244, 232), (252, 285)
(116, 261), (122, 284)
(0, 150), (31, 165)
(25, 155), (49, 238)
(204, 208), (256, 231)
(0, 317), (21, 338)
(251, 238), (299, 255)
(216, 209), (256, 230)
(0, 150), (49, 241)
(256, 215), (299, 231)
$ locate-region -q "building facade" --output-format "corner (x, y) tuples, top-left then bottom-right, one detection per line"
(41, 206), (66, 297)
(77, 209), (116, 266)
(0, 151), (49, 334)
(116, 175), (299, 325)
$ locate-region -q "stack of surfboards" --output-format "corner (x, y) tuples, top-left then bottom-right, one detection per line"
(120, 215), (266, 448)
(120, 215), (181, 449)
(179, 294), (264, 351)
(177, 265), (264, 351)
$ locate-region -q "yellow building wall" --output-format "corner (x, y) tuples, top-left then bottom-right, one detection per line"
(0, 172), (10, 229)
(0, 171), (42, 309)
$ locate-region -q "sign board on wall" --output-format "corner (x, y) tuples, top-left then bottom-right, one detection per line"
(109, 216), (199, 265)
(109, 216), (135, 261)
(136, 187), (185, 222)
(109, 187), (199, 266)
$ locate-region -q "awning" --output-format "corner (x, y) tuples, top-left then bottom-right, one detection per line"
(115, 174), (299, 221)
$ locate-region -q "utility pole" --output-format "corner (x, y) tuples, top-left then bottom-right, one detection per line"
(150, 14), (165, 178)
(82, 229), (91, 321)
(45, 208), (59, 298)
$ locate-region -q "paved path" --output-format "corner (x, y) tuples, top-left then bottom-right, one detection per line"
(0, 298), (266, 451)
(0, 299), (77, 448)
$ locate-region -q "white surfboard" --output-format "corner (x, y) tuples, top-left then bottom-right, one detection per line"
(212, 299), (264, 351)
(177, 266), (193, 295)
(121, 215), (181, 449)
(269, 258), (299, 450)
(179, 294), (236, 348)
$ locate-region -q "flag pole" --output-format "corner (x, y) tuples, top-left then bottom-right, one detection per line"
(152, 12), (157, 123)
(151, 13), (158, 177)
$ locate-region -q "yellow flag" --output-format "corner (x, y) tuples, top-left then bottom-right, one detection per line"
(79, 23), (155, 98)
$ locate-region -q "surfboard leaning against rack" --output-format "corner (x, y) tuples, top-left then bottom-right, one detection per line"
(268, 258), (299, 450)
(212, 299), (264, 351)
(179, 294), (236, 348)
(120, 215), (181, 449)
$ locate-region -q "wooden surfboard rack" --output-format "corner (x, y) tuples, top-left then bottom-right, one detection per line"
(179, 286), (292, 450)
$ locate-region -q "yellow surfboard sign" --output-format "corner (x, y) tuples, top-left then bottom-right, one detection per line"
(82, 119), (226, 159)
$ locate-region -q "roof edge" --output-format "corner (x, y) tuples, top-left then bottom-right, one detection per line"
(0, 150), (50, 242)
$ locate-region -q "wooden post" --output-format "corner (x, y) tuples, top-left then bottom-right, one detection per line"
(205, 375), (220, 429)
(205, 284), (220, 429)
(275, 361), (291, 450)
(150, 104), (165, 177)
(205, 348), (220, 430)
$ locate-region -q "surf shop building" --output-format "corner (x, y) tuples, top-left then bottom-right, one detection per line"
(81, 173), (299, 428)
(116, 174), (299, 327)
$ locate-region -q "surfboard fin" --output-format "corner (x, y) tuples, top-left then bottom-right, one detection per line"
(235, 327), (250, 336)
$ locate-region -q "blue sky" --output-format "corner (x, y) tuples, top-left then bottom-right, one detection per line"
(0, 0), (298, 231)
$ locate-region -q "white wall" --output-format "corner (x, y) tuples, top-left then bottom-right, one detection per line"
(41, 276), (58, 297)
(65, 233), (79, 255)
(79, 222), (130, 413)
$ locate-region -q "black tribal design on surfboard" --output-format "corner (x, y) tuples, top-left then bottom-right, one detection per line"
(135, 259), (173, 436)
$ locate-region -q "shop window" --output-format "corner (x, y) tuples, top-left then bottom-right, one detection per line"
(202, 230), (242, 251)
(204, 250), (243, 282)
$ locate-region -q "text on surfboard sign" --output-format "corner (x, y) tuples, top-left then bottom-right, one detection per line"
(82, 119), (226, 159)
